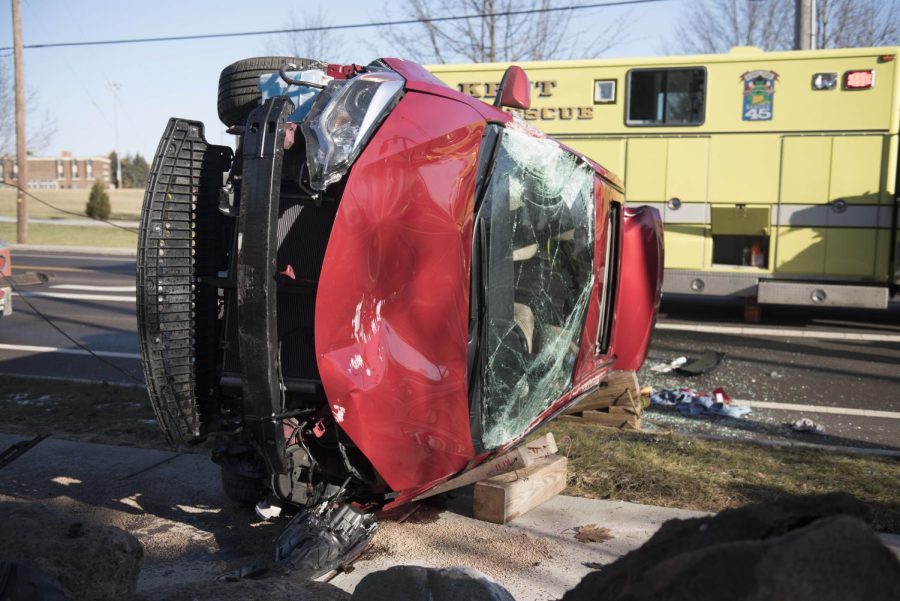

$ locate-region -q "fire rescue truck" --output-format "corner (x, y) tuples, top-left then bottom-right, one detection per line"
(431, 46), (900, 308)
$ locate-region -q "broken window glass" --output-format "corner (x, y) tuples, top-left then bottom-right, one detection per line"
(478, 128), (595, 449)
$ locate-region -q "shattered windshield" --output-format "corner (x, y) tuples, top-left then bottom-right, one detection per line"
(478, 128), (595, 449)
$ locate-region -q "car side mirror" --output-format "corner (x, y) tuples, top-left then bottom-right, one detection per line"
(494, 66), (531, 110)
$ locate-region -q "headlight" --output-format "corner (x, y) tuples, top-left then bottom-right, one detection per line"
(301, 70), (404, 190)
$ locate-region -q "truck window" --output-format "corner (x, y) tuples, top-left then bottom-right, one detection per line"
(477, 128), (595, 449)
(627, 68), (706, 126)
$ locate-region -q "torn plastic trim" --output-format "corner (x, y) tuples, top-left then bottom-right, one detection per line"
(236, 96), (295, 475)
(274, 501), (378, 576)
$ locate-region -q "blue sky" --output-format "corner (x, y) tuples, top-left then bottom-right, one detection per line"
(3, 0), (686, 158)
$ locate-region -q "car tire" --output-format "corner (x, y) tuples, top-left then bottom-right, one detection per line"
(217, 56), (327, 126)
(220, 467), (264, 506)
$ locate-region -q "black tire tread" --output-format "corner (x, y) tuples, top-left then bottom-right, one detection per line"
(217, 56), (326, 126)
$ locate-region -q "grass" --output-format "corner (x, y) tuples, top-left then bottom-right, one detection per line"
(0, 376), (164, 449)
(1, 376), (897, 531)
(0, 222), (138, 248)
(533, 422), (900, 532)
(0, 187), (144, 221)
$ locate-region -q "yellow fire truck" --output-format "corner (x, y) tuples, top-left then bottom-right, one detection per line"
(430, 46), (900, 309)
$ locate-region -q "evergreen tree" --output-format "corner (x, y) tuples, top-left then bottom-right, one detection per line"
(86, 179), (111, 220)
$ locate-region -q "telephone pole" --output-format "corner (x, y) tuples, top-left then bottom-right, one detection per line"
(11, 0), (27, 243)
(795, 0), (815, 50)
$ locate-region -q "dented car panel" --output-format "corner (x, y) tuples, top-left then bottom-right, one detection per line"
(610, 206), (665, 371)
(315, 92), (484, 492)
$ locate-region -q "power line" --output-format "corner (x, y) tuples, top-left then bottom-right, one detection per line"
(0, 0), (669, 51)
(1, 182), (139, 234)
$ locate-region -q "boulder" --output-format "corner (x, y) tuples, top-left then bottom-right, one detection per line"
(0, 500), (143, 600)
(130, 576), (350, 601)
(352, 565), (515, 601)
(563, 493), (900, 601)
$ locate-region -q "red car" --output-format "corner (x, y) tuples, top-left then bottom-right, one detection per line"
(137, 56), (663, 574)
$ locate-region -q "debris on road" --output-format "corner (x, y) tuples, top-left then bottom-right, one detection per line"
(574, 524), (613, 544)
(650, 388), (751, 419)
(792, 418), (826, 435)
(649, 356), (687, 373)
(675, 350), (727, 376)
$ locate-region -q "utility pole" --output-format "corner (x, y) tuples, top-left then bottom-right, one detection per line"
(795, 0), (814, 50)
(108, 81), (122, 188)
(11, 0), (27, 243)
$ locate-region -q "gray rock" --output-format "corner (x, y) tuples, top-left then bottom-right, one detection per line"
(352, 565), (515, 601)
(130, 576), (351, 601)
(0, 500), (143, 601)
(563, 493), (900, 601)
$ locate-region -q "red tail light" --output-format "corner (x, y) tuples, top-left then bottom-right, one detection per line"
(844, 70), (875, 90)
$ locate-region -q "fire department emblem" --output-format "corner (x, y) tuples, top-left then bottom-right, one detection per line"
(741, 70), (778, 121)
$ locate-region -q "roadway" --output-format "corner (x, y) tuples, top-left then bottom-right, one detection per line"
(1, 249), (898, 450)
(3, 250), (142, 384)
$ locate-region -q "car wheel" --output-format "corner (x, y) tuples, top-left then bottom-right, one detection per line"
(217, 56), (327, 126)
(220, 467), (264, 506)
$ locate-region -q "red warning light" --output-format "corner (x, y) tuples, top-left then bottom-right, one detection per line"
(844, 70), (875, 89)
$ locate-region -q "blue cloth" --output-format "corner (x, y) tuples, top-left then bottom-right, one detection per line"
(650, 388), (751, 418)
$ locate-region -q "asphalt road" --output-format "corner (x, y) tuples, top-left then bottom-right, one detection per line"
(1, 249), (898, 450)
(3, 250), (142, 384)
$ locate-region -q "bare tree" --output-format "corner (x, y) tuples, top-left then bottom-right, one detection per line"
(0, 58), (56, 157)
(378, 0), (629, 64)
(267, 9), (346, 62)
(816, 0), (899, 48)
(670, 0), (899, 54)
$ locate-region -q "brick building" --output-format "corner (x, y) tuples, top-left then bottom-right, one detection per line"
(0, 152), (112, 190)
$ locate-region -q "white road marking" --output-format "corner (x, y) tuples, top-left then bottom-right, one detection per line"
(656, 322), (900, 343)
(14, 291), (135, 303)
(739, 399), (900, 420)
(51, 284), (136, 292)
(0, 343), (141, 360)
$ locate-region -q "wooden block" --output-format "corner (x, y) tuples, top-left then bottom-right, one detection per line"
(564, 370), (640, 414)
(580, 410), (640, 430)
(412, 433), (558, 501)
(473, 454), (568, 524)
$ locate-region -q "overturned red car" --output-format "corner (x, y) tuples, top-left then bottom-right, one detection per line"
(137, 56), (663, 574)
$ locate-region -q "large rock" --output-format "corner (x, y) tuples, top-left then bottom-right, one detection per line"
(130, 576), (350, 601)
(563, 493), (900, 601)
(352, 565), (515, 601)
(0, 500), (143, 600)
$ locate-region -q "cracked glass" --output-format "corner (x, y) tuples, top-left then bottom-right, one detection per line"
(478, 128), (595, 449)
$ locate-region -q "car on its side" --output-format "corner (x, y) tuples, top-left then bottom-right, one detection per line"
(136, 56), (663, 575)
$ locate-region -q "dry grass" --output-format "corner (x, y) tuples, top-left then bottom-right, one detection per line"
(0, 187), (144, 221)
(0, 376), (165, 449)
(536, 422), (900, 532)
(0, 222), (138, 248)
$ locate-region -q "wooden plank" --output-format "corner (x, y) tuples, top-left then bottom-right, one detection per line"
(412, 433), (558, 501)
(580, 410), (640, 430)
(473, 454), (568, 524)
(564, 370), (640, 414)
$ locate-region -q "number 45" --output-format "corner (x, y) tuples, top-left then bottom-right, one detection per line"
(745, 107), (772, 120)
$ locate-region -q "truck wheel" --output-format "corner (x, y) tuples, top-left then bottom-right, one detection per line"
(220, 468), (264, 506)
(217, 56), (327, 126)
